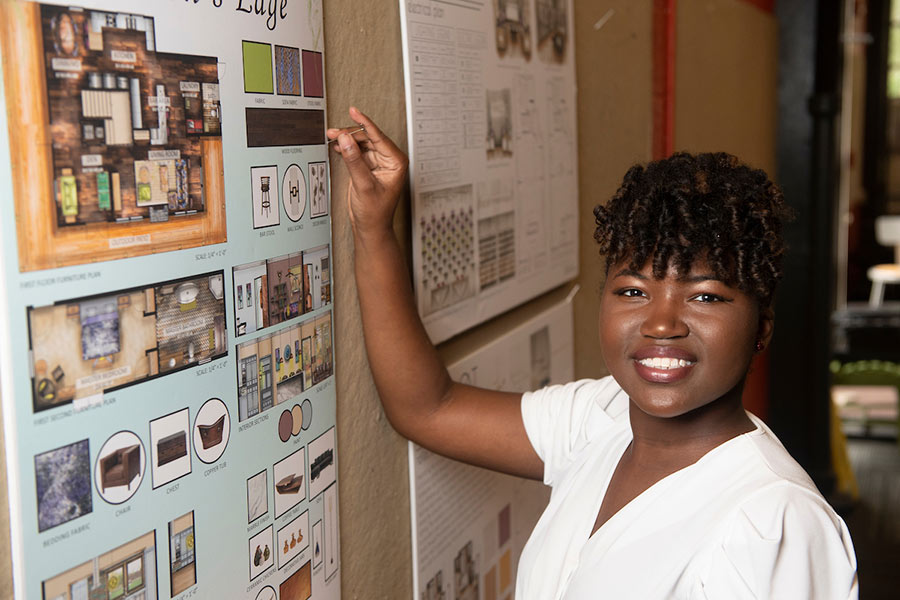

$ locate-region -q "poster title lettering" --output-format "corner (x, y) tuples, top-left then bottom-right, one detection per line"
(185, 0), (289, 32)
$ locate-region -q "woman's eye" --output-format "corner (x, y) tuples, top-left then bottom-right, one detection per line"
(693, 293), (723, 303)
(617, 288), (645, 298)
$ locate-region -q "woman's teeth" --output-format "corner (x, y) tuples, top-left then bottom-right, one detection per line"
(637, 357), (694, 369)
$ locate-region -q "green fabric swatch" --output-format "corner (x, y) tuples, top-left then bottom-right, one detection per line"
(242, 41), (274, 94)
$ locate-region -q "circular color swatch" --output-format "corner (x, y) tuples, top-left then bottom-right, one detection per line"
(291, 404), (303, 436)
(301, 398), (313, 430)
(278, 410), (292, 442)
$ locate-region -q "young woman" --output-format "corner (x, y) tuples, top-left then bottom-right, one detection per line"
(328, 108), (858, 599)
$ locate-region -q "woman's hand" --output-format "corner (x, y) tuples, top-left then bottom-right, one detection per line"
(326, 107), (408, 237)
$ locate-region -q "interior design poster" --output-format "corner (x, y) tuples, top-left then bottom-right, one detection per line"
(399, 0), (579, 342)
(0, 1), (341, 598)
(409, 296), (574, 600)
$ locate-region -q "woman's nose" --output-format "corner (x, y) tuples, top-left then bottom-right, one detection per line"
(639, 298), (689, 339)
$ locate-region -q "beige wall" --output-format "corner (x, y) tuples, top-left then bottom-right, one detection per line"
(0, 1), (776, 597)
(675, 0), (778, 173)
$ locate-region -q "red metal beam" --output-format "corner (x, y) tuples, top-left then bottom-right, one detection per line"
(652, 0), (677, 160)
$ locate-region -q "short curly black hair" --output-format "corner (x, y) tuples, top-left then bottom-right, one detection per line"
(593, 152), (792, 307)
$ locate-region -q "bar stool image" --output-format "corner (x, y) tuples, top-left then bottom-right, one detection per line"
(260, 176), (271, 217)
(867, 215), (900, 307)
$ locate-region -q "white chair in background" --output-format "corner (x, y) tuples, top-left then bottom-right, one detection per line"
(867, 215), (900, 307)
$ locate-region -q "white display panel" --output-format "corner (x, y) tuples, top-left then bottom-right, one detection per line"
(400, 0), (579, 343)
(0, 1), (340, 598)
(409, 294), (575, 600)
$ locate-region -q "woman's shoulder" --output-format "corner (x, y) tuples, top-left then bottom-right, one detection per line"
(521, 376), (630, 484)
(695, 426), (858, 598)
(523, 375), (628, 421)
(740, 413), (823, 493)
(700, 480), (858, 598)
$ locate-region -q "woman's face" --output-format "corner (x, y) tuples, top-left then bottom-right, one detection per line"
(598, 257), (772, 419)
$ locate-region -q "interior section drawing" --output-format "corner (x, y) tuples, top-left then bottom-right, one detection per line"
(0, 2), (227, 272)
(41, 530), (157, 600)
(232, 245), (331, 337)
(168, 511), (197, 596)
(493, 0), (532, 60)
(535, 0), (568, 62)
(27, 271), (227, 412)
(236, 311), (333, 422)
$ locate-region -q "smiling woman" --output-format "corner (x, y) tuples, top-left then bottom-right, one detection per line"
(328, 109), (858, 600)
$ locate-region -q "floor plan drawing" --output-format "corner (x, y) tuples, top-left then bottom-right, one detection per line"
(27, 271), (227, 411)
(1, 3), (227, 271)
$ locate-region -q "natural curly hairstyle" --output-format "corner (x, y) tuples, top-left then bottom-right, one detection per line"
(593, 152), (792, 306)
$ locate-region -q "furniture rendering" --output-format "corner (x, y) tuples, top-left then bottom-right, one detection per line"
(276, 474), (303, 494)
(198, 414), (226, 449)
(100, 445), (141, 492)
(157, 431), (187, 466)
(867, 215), (900, 307)
(310, 449), (332, 481)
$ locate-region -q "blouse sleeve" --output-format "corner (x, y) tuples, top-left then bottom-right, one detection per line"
(696, 484), (858, 600)
(520, 376), (627, 486)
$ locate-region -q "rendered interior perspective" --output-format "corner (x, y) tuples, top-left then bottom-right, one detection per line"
(0, 2), (227, 272)
(28, 271), (227, 411)
(494, 0), (531, 59)
(41, 530), (157, 600)
(168, 512), (196, 597)
(535, 0), (567, 61)
(232, 245), (331, 337)
(236, 311), (333, 422)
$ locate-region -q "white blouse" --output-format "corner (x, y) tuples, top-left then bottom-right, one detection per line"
(517, 377), (858, 599)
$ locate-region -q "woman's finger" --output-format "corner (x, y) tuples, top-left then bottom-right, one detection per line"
(348, 107), (404, 161)
(336, 132), (377, 195)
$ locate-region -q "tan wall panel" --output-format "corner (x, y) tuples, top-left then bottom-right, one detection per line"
(675, 0), (778, 173)
(570, 1), (654, 379)
(323, 2), (413, 598)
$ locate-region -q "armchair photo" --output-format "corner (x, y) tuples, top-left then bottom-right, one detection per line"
(99, 444), (141, 492)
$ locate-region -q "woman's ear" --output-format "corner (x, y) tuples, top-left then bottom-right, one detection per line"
(757, 306), (775, 349)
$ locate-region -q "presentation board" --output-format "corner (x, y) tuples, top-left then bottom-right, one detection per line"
(0, 1), (340, 598)
(399, 0), (579, 343)
(410, 295), (574, 600)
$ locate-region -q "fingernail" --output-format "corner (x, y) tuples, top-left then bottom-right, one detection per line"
(338, 133), (352, 151)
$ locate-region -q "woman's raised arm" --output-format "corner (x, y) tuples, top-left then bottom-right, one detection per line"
(328, 107), (542, 480)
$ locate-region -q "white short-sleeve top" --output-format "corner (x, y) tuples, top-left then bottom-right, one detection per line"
(517, 377), (858, 600)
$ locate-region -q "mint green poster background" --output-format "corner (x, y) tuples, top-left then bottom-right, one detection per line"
(0, 1), (339, 598)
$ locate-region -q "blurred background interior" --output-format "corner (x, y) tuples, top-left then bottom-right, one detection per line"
(749, 1), (900, 597)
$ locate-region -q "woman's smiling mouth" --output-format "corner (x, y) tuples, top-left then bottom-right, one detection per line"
(631, 347), (698, 383)
(636, 357), (695, 369)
